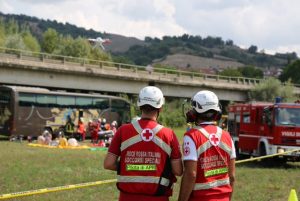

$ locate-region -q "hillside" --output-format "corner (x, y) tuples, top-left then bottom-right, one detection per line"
(155, 53), (244, 71)
(0, 12), (145, 53)
(0, 12), (298, 72)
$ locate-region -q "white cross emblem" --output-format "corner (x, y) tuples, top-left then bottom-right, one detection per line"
(141, 129), (154, 142)
(209, 133), (220, 146)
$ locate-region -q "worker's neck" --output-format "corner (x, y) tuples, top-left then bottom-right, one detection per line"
(141, 113), (158, 121)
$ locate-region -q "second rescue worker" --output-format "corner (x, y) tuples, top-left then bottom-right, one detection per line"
(104, 86), (183, 201)
(178, 90), (236, 201)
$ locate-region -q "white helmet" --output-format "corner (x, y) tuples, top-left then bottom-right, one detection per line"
(68, 138), (78, 146)
(192, 90), (221, 113)
(137, 86), (164, 108)
(111, 121), (117, 126)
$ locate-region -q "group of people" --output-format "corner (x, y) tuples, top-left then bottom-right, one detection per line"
(65, 116), (118, 143)
(104, 86), (236, 201)
(88, 118), (117, 144)
(37, 130), (78, 147)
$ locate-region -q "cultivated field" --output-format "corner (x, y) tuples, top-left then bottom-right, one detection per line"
(0, 129), (299, 201)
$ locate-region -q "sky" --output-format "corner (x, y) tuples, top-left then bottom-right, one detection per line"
(1, 0), (300, 56)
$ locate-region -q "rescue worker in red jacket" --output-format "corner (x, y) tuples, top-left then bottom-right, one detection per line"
(178, 90), (236, 201)
(104, 86), (183, 201)
(77, 117), (86, 141)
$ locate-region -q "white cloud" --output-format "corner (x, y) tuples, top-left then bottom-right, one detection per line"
(0, 0), (300, 55)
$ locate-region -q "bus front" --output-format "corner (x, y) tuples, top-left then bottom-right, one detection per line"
(0, 87), (14, 137)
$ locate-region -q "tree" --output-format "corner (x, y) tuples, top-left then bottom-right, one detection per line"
(42, 28), (58, 53)
(22, 31), (41, 52)
(89, 47), (112, 62)
(238, 65), (263, 78)
(225, 40), (233, 46)
(69, 37), (90, 58)
(248, 45), (258, 54)
(0, 23), (5, 47)
(5, 34), (26, 50)
(250, 77), (295, 102)
(279, 59), (300, 84)
(5, 19), (19, 35)
(219, 68), (242, 77)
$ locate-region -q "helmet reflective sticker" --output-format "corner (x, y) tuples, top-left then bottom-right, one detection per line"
(137, 86), (164, 108)
(192, 90), (221, 113)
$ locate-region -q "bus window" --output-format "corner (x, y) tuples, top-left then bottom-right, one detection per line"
(93, 98), (109, 109)
(57, 96), (75, 108)
(76, 97), (93, 109)
(19, 93), (36, 106)
(37, 95), (56, 107)
(111, 99), (128, 108)
(111, 99), (131, 124)
(0, 90), (12, 134)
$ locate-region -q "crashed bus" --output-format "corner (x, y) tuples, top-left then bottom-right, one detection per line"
(0, 85), (131, 139)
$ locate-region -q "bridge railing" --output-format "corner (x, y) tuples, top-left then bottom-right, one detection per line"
(0, 47), (297, 88)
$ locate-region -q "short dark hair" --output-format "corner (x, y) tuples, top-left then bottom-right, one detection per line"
(140, 104), (159, 113)
(196, 109), (219, 121)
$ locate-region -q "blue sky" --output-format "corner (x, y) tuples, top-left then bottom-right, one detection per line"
(1, 0), (300, 55)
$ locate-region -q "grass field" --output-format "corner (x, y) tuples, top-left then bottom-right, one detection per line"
(0, 128), (299, 201)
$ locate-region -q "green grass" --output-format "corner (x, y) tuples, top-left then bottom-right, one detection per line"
(0, 129), (299, 201)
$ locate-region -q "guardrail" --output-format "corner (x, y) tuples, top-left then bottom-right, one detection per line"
(0, 46), (299, 89)
(0, 47), (264, 85)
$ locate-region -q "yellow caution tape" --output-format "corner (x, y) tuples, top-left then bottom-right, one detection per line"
(28, 143), (90, 149)
(0, 149), (299, 200)
(0, 179), (116, 200)
(236, 148), (300, 164)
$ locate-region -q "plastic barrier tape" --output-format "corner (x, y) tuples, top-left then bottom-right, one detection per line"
(0, 149), (299, 200)
(235, 148), (300, 164)
(0, 179), (116, 200)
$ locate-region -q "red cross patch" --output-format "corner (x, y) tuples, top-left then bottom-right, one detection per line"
(209, 133), (220, 146)
(141, 129), (154, 142)
(184, 146), (190, 156)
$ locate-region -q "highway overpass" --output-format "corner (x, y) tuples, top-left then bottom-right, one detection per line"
(0, 48), (298, 102)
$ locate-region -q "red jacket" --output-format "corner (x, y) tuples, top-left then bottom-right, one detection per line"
(108, 119), (181, 196)
(185, 125), (233, 198)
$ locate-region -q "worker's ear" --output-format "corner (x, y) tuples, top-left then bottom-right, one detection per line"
(186, 109), (197, 123)
(214, 111), (222, 121)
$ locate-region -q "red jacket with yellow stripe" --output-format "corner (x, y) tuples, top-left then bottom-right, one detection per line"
(112, 120), (178, 196)
(185, 125), (233, 198)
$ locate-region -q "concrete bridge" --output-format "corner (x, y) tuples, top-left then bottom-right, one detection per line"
(0, 47), (298, 102)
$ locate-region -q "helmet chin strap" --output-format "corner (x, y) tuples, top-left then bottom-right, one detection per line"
(156, 110), (160, 120)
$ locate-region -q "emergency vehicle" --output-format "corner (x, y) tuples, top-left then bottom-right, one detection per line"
(227, 101), (300, 161)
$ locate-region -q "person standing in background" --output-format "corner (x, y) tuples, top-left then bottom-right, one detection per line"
(104, 86), (183, 201)
(178, 90), (235, 201)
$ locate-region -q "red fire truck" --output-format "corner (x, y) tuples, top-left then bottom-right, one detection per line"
(227, 101), (300, 161)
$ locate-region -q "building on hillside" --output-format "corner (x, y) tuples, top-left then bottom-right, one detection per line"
(263, 67), (283, 78)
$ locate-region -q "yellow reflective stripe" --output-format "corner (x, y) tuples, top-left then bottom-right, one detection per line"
(123, 120), (170, 154)
(132, 120), (143, 133)
(152, 124), (163, 135)
(216, 127), (222, 139)
(193, 178), (230, 190)
(204, 167), (228, 177)
(117, 175), (170, 186)
(196, 126), (228, 157)
(153, 136), (172, 156)
(126, 164), (156, 171)
(195, 126), (210, 139)
(219, 141), (232, 156)
(196, 126), (222, 140)
(197, 141), (211, 157)
(121, 135), (141, 151)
